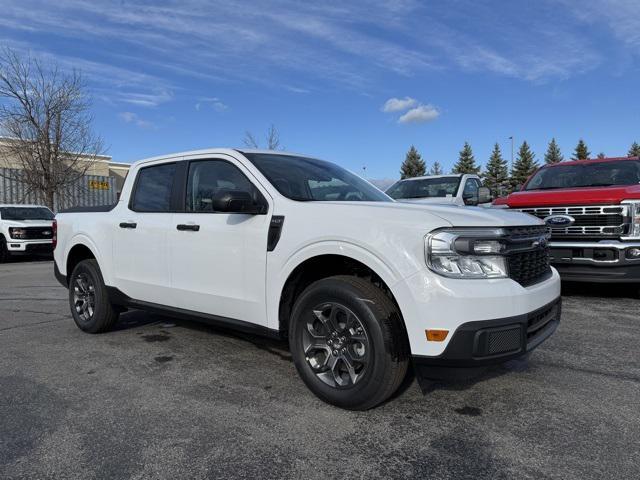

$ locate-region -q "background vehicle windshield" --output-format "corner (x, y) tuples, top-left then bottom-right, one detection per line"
(386, 177), (461, 199)
(525, 160), (640, 190)
(0, 207), (54, 220)
(244, 153), (391, 202)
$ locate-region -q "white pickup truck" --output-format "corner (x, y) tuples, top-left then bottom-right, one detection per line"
(386, 174), (492, 206)
(0, 204), (55, 262)
(53, 149), (561, 410)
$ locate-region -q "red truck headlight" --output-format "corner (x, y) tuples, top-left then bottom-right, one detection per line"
(622, 200), (640, 239)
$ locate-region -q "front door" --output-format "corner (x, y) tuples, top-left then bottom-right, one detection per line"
(170, 157), (271, 326)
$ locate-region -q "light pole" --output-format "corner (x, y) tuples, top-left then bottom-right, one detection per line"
(509, 136), (514, 170)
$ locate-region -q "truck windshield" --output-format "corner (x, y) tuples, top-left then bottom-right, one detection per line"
(0, 207), (54, 220)
(525, 160), (640, 190)
(244, 153), (391, 202)
(386, 177), (461, 200)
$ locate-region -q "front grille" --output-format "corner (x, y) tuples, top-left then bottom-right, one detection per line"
(508, 249), (551, 287)
(21, 227), (54, 240)
(504, 225), (552, 287)
(519, 205), (629, 239)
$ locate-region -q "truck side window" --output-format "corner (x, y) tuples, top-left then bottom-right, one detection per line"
(131, 163), (176, 212)
(186, 160), (258, 212)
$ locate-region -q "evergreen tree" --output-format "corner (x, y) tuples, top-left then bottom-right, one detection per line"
(510, 141), (539, 190)
(628, 142), (640, 158)
(572, 139), (591, 160)
(544, 138), (564, 164)
(596, 152), (606, 159)
(399, 145), (426, 179)
(452, 142), (480, 174)
(430, 161), (443, 175)
(483, 143), (509, 195)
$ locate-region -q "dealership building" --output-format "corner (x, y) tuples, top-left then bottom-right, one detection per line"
(0, 138), (130, 211)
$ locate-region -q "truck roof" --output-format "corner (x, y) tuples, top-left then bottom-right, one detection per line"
(0, 204), (51, 208)
(130, 148), (316, 168)
(396, 174), (467, 182)
(544, 156), (640, 167)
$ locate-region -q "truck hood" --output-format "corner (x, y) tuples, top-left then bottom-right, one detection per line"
(2, 219), (54, 228)
(396, 197), (457, 205)
(501, 184), (640, 208)
(319, 201), (542, 228)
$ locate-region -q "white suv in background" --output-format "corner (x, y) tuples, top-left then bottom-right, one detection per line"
(53, 149), (560, 410)
(0, 204), (55, 262)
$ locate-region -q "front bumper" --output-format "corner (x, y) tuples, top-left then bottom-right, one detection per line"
(413, 297), (561, 383)
(549, 240), (640, 283)
(4, 240), (53, 255)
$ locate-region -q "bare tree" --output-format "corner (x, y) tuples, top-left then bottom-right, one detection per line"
(242, 124), (283, 150)
(0, 48), (104, 209)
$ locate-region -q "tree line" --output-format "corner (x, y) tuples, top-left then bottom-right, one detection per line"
(400, 139), (640, 195)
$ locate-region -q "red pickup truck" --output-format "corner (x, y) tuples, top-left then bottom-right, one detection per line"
(493, 156), (640, 284)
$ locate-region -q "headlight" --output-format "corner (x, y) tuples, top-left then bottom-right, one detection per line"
(9, 227), (27, 239)
(622, 200), (640, 239)
(425, 229), (508, 279)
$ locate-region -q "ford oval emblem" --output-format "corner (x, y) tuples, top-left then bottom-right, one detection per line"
(543, 214), (575, 227)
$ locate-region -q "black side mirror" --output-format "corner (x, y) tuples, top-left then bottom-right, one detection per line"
(211, 189), (267, 214)
(463, 192), (478, 206)
(478, 187), (492, 204)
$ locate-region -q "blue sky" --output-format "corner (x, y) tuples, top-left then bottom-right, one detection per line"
(1, 0), (640, 181)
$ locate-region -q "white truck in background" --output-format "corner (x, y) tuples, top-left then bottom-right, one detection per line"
(386, 174), (492, 206)
(53, 149), (560, 410)
(0, 204), (55, 262)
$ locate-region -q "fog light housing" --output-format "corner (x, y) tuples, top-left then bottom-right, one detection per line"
(626, 248), (640, 259)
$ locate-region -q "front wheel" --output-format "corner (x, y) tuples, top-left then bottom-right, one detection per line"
(289, 275), (410, 410)
(68, 259), (119, 333)
(0, 236), (9, 263)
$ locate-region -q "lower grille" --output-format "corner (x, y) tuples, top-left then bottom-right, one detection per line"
(526, 300), (561, 349)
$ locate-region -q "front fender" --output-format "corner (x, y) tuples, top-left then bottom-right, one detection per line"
(266, 240), (411, 333)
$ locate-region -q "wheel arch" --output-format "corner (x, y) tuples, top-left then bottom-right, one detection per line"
(277, 252), (409, 341)
(66, 241), (99, 279)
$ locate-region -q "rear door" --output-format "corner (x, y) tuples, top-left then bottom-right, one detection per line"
(112, 161), (177, 306)
(169, 156), (272, 326)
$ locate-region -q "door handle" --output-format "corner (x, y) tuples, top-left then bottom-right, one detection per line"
(176, 224), (200, 231)
(119, 222), (137, 229)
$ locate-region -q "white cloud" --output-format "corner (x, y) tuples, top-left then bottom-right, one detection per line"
(195, 97), (228, 112)
(118, 112), (154, 129)
(381, 97), (417, 112)
(398, 104), (440, 124)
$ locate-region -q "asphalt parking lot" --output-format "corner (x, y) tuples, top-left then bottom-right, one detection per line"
(1, 260), (638, 479)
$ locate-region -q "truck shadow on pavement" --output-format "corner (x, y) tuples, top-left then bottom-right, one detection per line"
(113, 308), (519, 402)
(561, 281), (639, 299)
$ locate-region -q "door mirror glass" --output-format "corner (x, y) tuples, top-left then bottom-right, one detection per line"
(211, 189), (266, 214)
(478, 186), (492, 204)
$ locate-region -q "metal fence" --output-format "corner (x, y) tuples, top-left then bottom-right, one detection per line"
(0, 168), (117, 212)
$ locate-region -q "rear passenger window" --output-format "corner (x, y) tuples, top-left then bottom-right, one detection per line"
(131, 163), (176, 212)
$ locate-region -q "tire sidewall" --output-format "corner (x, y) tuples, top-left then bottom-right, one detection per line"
(69, 260), (109, 333)
(289, 278), (395, 409)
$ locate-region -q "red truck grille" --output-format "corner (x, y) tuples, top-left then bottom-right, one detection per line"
(518, 205), (630, 239)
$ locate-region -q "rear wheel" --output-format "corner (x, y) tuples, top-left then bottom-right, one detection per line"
(69, 259), (119, 333)
(289, 275), (409, 410)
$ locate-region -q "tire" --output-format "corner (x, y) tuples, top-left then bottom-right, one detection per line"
(289, 275), (410, 410)
(68, 259), (119, 333)
(0, 236), (9, 263)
